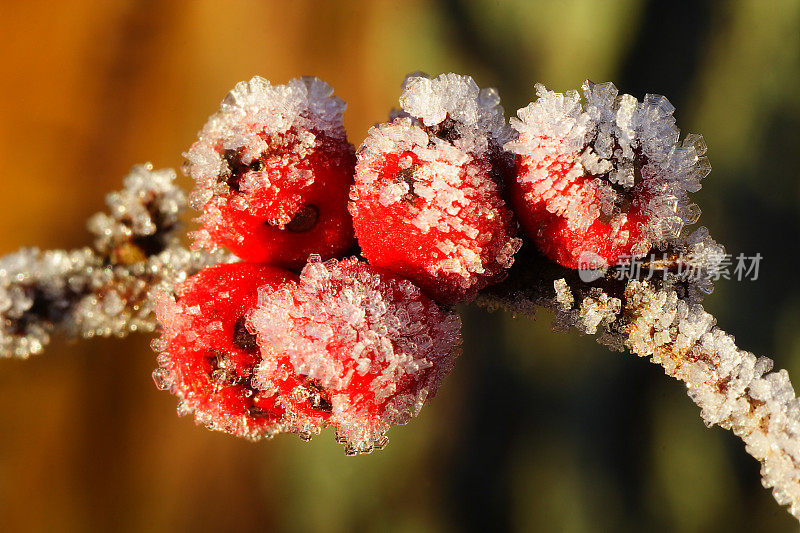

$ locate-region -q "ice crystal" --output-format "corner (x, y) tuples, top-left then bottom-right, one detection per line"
(352, 118), (521, 301)
(72, 246), (228, 340)
(396, 72), (513, 155)
(0, 247), (99, 358)
(506, 81), (709, 258)
(662, 226), (726, 300)
(481, 247), (800, 519)
(183, 76), (355, 265)
(249, 256), (462, 454)
(617, 280), (800, 519)
(87, 163), (185, 260)
(0, 165), (227, 358)
(184, 76), (348, 217)
(151, 263), (295, 441)
(552, 282), (621, 335)
(350, 73), (521, 302)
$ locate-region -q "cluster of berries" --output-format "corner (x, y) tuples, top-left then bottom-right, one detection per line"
(154, 73), (710, 453)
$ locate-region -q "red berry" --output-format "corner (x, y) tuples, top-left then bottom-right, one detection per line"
(349, 73), (521, 303)
(247, 256), (462, 454)
(185, 76), (356, 268)
(152, 262), (297, 440)
(506, 81), (708, 269)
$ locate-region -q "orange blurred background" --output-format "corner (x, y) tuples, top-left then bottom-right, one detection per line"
(2, 1), (800, 531)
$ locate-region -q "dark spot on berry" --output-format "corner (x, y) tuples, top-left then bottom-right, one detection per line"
(424, 115), (460, 143)
(221, 149), (265, 193)
(232, 315), (258, 353)
(208, 349), (241, 386)
(306, 381), (333, 413)
(222, 149), (238, 165)
(586, 139), (647, 222)
(285, 205), (319, 233)
(394, 167), (418, 202)
(248, 406), (268, 418)
(222, 149), (243, 192)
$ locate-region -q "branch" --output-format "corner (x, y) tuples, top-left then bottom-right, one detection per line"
(0, 164), (229, 358)
(479, 245), (800, 519)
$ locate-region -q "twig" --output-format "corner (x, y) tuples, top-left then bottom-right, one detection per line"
(0, 164), (228, 358)
(479, 246), (800, 519)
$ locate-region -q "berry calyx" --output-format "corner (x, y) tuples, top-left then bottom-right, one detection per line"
(248, 256), (462, 455)
(506, 81), (708, 269)
(152, 262), (297, 440)
(349, 73), (521, 304)
(185, 76), (356, 268)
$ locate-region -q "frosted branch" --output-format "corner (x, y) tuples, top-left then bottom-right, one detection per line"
(0, 164), (229, 359)
(479, 244), (800, 519)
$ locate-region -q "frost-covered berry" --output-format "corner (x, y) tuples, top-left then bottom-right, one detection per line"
(349, 73), (521, 303)
(248, 256), (462, 454)
(506, 81), (709, 269)
(152, 262), (296, 440)
(185, 76), (356, 268)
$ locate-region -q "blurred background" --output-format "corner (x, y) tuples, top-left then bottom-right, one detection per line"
(1, 0), (799, 531)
